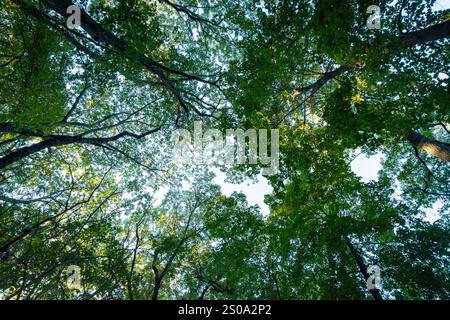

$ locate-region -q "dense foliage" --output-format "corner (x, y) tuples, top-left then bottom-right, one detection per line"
(0, 0), (448, 299)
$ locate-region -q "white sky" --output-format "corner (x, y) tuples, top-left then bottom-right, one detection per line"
(434, 0), (450, 10)
(213, 169), (273, 216)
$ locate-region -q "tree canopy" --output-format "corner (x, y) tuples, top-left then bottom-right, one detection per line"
(0, 0), (449, 300)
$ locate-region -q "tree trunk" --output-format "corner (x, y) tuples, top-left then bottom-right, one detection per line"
(150, 264), (162, 300)
(407, 131), (450, 162)
(0, 127), (159, 170)
(400, 20), (450, 48)
(0, 138), (71, 170)
(32, 0), (191, 110)
(344, 236), (383, 300)
(151, 277), (162, 300)
(295, 20), (450, 94)
(199, 285), (209, 300)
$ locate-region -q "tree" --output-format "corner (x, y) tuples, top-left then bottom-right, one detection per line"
(1, 0), (448, 300)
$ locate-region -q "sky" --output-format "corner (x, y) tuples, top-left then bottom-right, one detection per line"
(434, 0), (450, 10)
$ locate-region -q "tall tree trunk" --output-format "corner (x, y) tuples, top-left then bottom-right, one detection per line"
(199, 285), (209, 300)
(407, 131), (450, 162)
(151, 277), (162, 300)
(127, 225), (141, 301)
(344, 236), (383, 300)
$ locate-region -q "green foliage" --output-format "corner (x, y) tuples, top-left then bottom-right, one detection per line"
(0, 10), (67, 127)
(0, 0), (448, 300)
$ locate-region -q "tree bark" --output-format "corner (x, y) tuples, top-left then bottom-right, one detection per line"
(16, 0), (205, 112)
(0, 137), (75, 170)
(407, 131), (450, 162)
(344, 236), (383, 300)
(199, 285), (210, 300)
(0, 126), (159, 170)
(296, 20), (450, 94)
(151, 268), (162, 301)
(400, 20), (450, 48)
